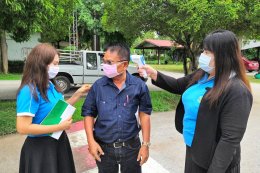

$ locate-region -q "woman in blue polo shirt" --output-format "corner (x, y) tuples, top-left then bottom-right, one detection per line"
(16, 43), (90, 173)
(138, 30), (252, 173)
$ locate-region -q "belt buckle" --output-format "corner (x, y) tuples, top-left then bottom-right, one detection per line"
(113, 142), (125, 148)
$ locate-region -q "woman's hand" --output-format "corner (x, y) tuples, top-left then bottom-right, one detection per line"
(67, 84), (91, 105)
(75, 84), (91, 96)
(59, 117), (73, 130)
(138, 65), (158, 81)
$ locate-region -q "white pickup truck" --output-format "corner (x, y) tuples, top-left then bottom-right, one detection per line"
(55, 50), (143, 93)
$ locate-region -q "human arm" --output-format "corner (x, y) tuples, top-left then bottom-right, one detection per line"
(207, 83), (253, 173)
(136, 82), (152, 165)
(137, 111), (151, 166)
(66, 84), (91, 105)
(139, 65), (193, 94)
(84, 116), (104, 162)
(16, 116), (72, 135)
(81, 83), (104, 161)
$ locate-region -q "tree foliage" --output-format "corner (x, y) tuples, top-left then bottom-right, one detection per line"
(0, 0), (53, 41)
(102, 0), (260, 75)
(76, 0), (104, 49)
(40, 0), (74, 47)
(0, 0), (75, 73)
(0, 0), (56, 73)
(76, 0), (129, 49)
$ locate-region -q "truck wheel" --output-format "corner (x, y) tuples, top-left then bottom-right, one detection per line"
(55, 76), (71, 93)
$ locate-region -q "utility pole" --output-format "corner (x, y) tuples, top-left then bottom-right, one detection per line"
(69, 11), (79, 61)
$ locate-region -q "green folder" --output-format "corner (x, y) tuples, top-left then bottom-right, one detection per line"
(41, 100), (75, 139)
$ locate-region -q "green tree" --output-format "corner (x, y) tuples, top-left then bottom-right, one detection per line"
(76, 0), (129, 50)
(102, 0), (260, 75)
(76, 0), (103, 50)
(40, 0), (74, 48)
(0, 0), (53, 74)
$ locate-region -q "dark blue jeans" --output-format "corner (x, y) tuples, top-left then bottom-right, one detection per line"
(96, 138), (141, 173)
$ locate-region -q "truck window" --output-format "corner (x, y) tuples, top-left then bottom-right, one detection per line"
(59, 51), (83, 65)
(86, 53), (97, 70)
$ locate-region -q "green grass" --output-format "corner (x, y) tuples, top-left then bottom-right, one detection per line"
(73, 98), (85, 122)
(247, 75), (260, 84)
(0, 91), (180, 136)
(0, 73), (22, 80)
(149, 64), (184, 73)
(0, 101), (17, 136)
(150, 91), (180, 112)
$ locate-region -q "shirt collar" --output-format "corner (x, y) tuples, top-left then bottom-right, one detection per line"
(198, 71), (236, 84)
(198, 73), (215, 84)
(229, 71), (236, 79)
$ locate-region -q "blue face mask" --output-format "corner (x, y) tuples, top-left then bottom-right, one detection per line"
(198, 53), (214, 73)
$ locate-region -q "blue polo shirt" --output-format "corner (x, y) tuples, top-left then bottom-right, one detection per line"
(182, 74), (214, 147)
(17, 82), (63, 136)
(82, 72), (152, 143)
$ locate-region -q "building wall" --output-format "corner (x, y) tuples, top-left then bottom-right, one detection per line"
(6, 33), (41, 61)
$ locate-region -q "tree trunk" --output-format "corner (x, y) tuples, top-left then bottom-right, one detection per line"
(182, 49), (188, 76)
(57, 41), (60, 49)
(0, 42), (2, 72)
(189, 49), (196, 72)
(0, 30), (8, 74)
(92, 34), (100, 51)
(157, 49), (160, 64)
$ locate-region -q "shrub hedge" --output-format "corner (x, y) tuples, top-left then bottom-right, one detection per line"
(8, 60), (24, 73)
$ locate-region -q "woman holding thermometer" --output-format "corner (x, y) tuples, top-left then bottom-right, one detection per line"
(138, 30), (252, 173)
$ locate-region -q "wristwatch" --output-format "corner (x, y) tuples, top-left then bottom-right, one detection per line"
(142, 141), (151, 147)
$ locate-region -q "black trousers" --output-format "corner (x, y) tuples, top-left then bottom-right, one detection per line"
(96, 137), (141, 173)
(185, 146), (240, 173)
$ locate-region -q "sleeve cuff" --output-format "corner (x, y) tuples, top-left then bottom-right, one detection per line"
(139, 109), (152, 115)
(81, 110), (97, 117)
(17, 112), (35, 117)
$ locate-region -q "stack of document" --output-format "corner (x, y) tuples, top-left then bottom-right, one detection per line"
(41, 100), (75, 139)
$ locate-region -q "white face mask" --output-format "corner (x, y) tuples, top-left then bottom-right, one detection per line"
(198, 53), (214, 73)
(48, 66), (59, 79)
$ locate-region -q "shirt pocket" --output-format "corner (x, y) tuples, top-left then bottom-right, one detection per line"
(124, 98), (139, 114)
(98, 97), (116, 120)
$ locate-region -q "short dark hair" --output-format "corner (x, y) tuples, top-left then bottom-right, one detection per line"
(104, 42), (130, 61)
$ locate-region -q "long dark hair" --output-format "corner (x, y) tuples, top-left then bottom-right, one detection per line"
(190, 30), (251, 106)
(17, 43), (60, 101)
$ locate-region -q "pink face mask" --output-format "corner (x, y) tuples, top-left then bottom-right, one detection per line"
(102, 63), (122, 78)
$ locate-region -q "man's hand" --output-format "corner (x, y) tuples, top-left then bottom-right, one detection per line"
(88, 140), (104, 162)
(137, 145), (149, 166)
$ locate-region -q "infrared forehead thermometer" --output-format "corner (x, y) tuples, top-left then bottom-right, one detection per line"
(130, 55), (147, 78)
